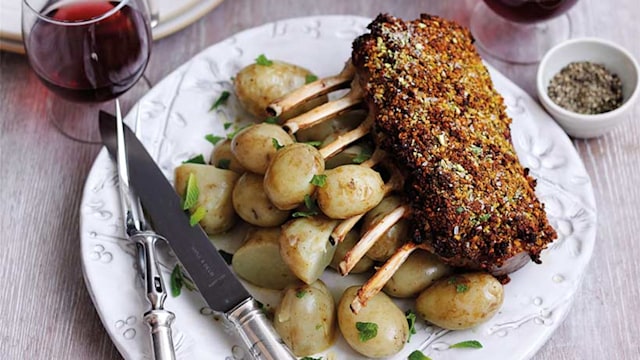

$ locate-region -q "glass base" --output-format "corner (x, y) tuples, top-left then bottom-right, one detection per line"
(46, 75), (152, 144)
(470, 1), (572, 64)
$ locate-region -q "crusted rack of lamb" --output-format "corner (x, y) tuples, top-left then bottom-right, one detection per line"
(269, 13), (557, 310)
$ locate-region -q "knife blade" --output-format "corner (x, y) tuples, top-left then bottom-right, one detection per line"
(99, 111), (296, 360)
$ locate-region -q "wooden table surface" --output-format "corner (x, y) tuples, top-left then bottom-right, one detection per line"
(1, 0), (639, 359)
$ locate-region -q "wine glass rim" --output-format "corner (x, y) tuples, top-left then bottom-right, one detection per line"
(23, 0), (131, 26)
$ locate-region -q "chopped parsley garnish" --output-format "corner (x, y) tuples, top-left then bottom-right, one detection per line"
(295, 289), (307, 298)
(408, 350), (432, 360)
(170, 264), (196, 297)
(205, 134), (224, 146)
(304, 140), (323, 148)
(405, 310), (417, 342)
(292, 194), (319, 218)
(352, 150), (372, 164)
(272, 138), (284, 150)
(478, 213), (491, 222)
(209, 90), (230, 111)
(189, 206), (207, 226)
(355, 321), (378, 342)
(449, 340), (483, 349)
(305, 74), (318, 84)
(217, 159), (231, 169)
(265, 116), (279, 124)
(255, 54), (273, 66)
(310, 174), (327, 187)
(182, 173), (199, 210)
(448, 276), (470, 293)
(183, 154), (206, 164)
(456, 206), (465, 214)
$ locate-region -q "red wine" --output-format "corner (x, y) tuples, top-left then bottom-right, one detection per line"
(25, 1), (151, 102)
(483, 0), (578, 24)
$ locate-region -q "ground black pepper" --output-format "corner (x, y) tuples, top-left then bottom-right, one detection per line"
(547, 61), (623, 114)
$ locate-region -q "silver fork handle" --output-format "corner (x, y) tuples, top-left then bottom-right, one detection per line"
(132, 231), (176, 360)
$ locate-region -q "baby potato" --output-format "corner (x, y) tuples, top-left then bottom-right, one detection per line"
(274, 280), (336, 356)
(316, 165), (385, 219)
(234, 60), (326, 119)
(231, 227), (299, 290)
(280, 216), (338, 284)
(174, 163), (239, 235)
(383, 250), (452, 298)
(338, 286), (408, 358)
(361, 196), (410, 262)
(231, 123), (294, 174)
(232, 173), (291, 227)
(264, 143), (325, 210)
(330, 230), (374, 274)
(209, 139), (246, 173)
(416, 272), (504, 330)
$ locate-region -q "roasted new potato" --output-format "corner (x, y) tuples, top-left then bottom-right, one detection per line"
(232, 172), (290, 227)
(174, 163), (239, 235)
(316, 165), (385, 219)
(263, 143), (325, 210)
(231, 227), (298, 290)
(274, 280), (336, 356)
(209, 139), (246, 173)
(280, 216), (338, 284)
(234, 60), (326, 119)
(337, 286), (408, 358)
(230, 123), (294, 174)
(383, 249), (452, 298)
(416, 272), (504, 330)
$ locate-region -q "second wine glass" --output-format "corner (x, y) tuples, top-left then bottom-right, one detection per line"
(470, 0), (579, 64)
(22, 0), (153, 142)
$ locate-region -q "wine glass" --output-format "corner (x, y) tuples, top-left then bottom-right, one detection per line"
(470, 0), (579, 64)
(22, 0), (153, 143)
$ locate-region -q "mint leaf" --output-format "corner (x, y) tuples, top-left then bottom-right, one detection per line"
(408, 350), (431, 360)
(272, 138), (284, 150)
(189, 206), (207, 226)
(183, 154), (206, 164)
(182, 173), (199, 210)
(255, 54), (273, 66)
(310, 174), (327, 187)
(265, 116), (279, 124)
(406, 310), (417, 342)
(305, 74), (318, 84)
(356, 321), (378, 342)
(352, 150), (372, 164)
(205, 134), (224, 146)
(304, 140), (322, 148)
(209, 90), (230, 111)
(450, 340), (483, 349)
(170, 265), (183, 297)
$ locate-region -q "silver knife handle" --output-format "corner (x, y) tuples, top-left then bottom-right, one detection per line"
(144, 309), (176, 360)
(227, 298), (296, 360)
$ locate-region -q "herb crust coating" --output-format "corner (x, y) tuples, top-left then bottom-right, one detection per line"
(352, 14), (557, 273)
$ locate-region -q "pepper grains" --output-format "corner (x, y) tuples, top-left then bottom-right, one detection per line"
(547, 61), (623, 114)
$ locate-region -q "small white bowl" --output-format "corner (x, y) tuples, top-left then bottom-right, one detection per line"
(536, 38), (639, 138)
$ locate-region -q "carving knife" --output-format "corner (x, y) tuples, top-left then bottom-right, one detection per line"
(99, 110), (296, 360)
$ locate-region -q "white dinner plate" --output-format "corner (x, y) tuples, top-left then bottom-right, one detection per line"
(80, 15), (596, 360)
(0, 0), (224, 53)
